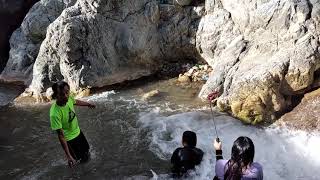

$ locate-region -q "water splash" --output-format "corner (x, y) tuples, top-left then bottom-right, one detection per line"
(84, 90), (116, 102)
(138, 110), (320, 180)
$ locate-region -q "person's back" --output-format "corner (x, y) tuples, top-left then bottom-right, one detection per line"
(213, 136), (263, 180)
(171, 131), (204, 177)
(215, 159), (263, 180)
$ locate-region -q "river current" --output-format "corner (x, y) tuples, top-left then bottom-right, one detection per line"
(0, 80), (319, 180)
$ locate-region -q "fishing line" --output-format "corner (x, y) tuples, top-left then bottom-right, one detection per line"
(207, 91), (220, 142)
(209, 101), (220, 142)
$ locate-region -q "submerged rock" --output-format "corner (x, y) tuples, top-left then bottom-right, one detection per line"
(142, 89), (161, 101)
(178, 74), (191, 83)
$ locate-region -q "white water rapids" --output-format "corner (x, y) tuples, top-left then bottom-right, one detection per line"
(138, 109), (320, 180)
(89, 90), (320, 180)
(0, 86), (319, 180)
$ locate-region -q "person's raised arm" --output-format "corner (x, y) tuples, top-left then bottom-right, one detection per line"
(56, 129), (76, 167)
(214, 138), (223, 160)
(75, 99), (96, 108)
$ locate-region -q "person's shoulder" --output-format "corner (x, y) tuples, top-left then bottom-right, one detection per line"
(68, 95), (76, 104)
(244, 162), (263, 178)
(251, 162), (263, 171)
(50, 102), (58, 113)
(174, 147), (184, 152)
(216, 159), (228, 167)
(50, 102), (62, 117)
(172, 147), (183, 156)
(194, 147), (204, 155)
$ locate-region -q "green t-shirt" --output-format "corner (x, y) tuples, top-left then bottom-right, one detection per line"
(50, 96), (80, 141)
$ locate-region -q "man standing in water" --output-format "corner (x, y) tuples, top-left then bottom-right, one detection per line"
(171, 131), (204, 177)
(50, 81), (96, 167)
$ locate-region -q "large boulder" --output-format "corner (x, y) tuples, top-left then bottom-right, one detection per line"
(0, 0), (39, 73)
(19, 0), (203, 98)
(28, 0), (162, 96)
(0, 0), (76, 84)
(199, 0), (320, 124)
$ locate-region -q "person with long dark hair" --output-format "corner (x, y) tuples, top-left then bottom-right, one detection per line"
(50, 81), (96, 167)
(213, 136), (263, 180)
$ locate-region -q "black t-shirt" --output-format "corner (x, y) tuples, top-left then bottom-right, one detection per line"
(171, 146), (204, 177)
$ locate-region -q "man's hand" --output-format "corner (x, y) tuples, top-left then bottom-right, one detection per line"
(207, 91), (220, 102)
(214, 138), (222, 150)
(67, 156), (77, 168)
(75, 99), (96, 109)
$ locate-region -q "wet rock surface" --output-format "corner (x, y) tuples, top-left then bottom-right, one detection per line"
(276, 88), (320, 132)
(0, 0), (39, 73)
(2, 0), (320, 127)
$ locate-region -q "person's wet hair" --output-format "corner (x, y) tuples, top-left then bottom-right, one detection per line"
(51, 81), (69, 100)
(224, 136), (255, 180)
(182, 131), (197, 147)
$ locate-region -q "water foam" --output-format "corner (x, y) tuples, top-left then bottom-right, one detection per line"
(138, 109), (320, 180)
(84, 90), (116, 102)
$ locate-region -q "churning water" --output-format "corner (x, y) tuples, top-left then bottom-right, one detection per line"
(0, 81), (319, 180)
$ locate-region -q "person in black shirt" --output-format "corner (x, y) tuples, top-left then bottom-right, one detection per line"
(171, 131), (204, 178)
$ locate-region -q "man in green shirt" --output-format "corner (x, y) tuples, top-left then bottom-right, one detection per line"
(50, 81), (95, 167)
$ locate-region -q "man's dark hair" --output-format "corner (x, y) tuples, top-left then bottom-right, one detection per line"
(51, 81), (69, 99)
(182, 131), (197, 147)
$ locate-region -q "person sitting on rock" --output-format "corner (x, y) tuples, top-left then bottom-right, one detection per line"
(171, 130), (204, 177)
(213, 136), (263, 180)
(50, 81), (96, 168)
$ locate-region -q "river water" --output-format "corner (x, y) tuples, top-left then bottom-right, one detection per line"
(0, 80), (319, 180)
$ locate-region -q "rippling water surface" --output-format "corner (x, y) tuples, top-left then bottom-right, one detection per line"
(0, 80), (319, 180)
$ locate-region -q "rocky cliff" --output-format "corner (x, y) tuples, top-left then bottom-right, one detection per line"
(1, 0), (204, 97)
(0, 0), (39, 73)
(198, 0), (320, 124)
(1, 0), (320, 126)
(0, 0), (76, 85)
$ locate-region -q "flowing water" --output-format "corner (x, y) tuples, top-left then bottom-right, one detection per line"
(0, 80), (319, 180)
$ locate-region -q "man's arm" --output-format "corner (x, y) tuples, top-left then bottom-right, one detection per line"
(74, 99), (95, 108)
(56, 129), (76, 167)
(171, 148), (180, 164)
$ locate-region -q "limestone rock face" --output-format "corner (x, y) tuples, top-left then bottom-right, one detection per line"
(3, 0), (320, 126)
(198, 0), (320, 124)
(5, 0), (203, 97)
(0, 0), (39, 73)
(159, 4), (204, 61)
(175, 0), (192, 6)
(29, 0), (163, 96)
(0, 0), (76, 84)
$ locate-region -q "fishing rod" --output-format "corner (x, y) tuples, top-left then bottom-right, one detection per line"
(207, 91), (220, 142)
